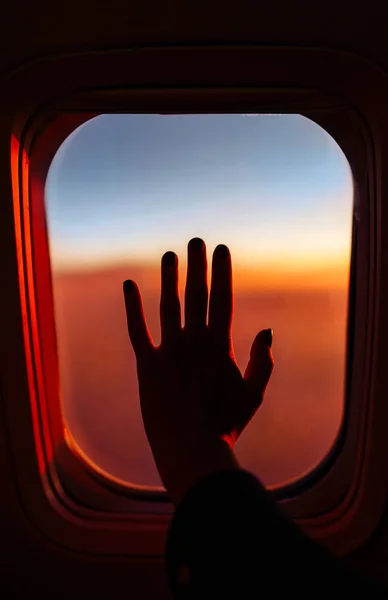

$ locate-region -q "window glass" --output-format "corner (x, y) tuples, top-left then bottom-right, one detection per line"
(45, 114), (353, 488)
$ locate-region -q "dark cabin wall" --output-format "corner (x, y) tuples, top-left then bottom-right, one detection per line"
(0, 0), (387, 77)
(1, 0), (388, 596)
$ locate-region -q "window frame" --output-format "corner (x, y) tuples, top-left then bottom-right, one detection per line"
(3, 44), (388, 557)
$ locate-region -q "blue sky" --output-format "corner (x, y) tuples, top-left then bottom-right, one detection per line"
(45, 114), (353, 273)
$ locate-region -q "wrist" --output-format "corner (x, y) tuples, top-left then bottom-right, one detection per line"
(159, 438), (240, 506)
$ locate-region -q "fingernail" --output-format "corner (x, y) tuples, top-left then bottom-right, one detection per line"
(163, 251), (176, 266)
(215, 244), (229, 259)
(264, 328), (273, 348)
(123, 279), (135, 292)
(189, 237), (204, 252)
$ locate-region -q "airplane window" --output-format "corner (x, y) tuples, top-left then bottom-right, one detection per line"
(45, 114), (353, 488)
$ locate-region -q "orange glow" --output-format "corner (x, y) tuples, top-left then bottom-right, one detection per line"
(53, 259), (349, 488)
(231, 262), (350, 292)
(57, 256), (350, 294)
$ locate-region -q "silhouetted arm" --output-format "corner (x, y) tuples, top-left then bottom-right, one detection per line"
(122, 239), (386, 598)
(165, 469), (387, 599)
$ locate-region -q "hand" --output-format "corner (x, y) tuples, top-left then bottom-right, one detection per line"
(123, 238), (274, 504)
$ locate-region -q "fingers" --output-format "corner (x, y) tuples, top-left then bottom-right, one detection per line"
(244, 329), (274, 400)
(123, 280), (154, 359)
(208, 244), (233, 347)
(184, 238), (208, 333)
(160, 251), (181, 344)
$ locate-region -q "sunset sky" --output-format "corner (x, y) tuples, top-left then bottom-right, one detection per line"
(46, 114), (353, 286)
(44, 114), (354, 488)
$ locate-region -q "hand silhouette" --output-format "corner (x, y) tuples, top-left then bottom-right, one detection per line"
(123, 238), (274, 503)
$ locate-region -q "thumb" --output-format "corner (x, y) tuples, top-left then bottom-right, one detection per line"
(243, 329), (274, 401)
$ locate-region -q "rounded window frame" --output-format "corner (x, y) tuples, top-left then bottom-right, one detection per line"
(4, 45), (388, 556)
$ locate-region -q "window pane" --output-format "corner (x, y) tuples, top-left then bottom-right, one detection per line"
(45, 114), (353, 488)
